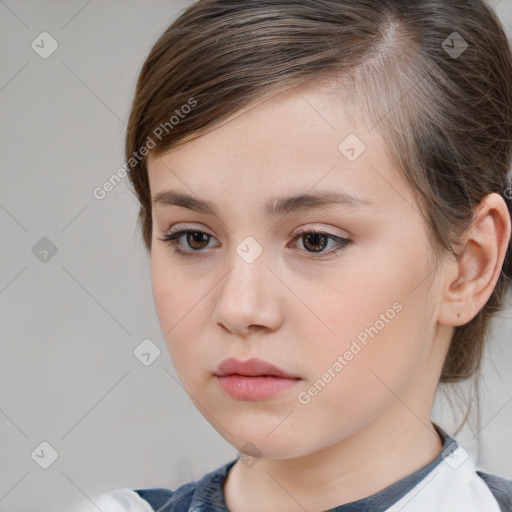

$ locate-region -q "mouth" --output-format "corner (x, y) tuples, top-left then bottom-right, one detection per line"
(215, 374), (301, 401)
(214, 357), (302, 401)
(214, 357), (301, 379)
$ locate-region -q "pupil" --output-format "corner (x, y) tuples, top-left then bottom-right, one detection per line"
(304, 233), (327, 252)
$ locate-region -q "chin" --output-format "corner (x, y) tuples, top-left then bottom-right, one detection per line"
(226, 428), (310, 461)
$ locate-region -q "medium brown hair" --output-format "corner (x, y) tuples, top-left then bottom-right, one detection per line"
(125, 0), (512, 391)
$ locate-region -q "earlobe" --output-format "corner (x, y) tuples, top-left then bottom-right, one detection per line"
(438, 193), (511, 327)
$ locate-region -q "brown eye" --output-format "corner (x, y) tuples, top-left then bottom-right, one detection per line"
(159, 228), (351, 260)
(291, 229), (352, 258)
(186, 231), (211, 250)
(302, 232), (328, 252)
(158, 229), (218, 257)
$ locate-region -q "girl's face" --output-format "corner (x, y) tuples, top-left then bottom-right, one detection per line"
(147, 84), (451, 459)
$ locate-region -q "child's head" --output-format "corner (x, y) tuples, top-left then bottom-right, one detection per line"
(125, 0), (512, 455)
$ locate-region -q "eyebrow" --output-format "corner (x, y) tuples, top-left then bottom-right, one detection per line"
(152, 189), (376, 216)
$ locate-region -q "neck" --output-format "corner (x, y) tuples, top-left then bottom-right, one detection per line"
(223, 410), (443, 512)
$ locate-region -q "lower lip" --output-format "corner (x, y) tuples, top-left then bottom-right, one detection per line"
(216, 375), (301, 401)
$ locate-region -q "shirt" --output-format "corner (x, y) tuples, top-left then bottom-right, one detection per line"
(91, 423), (512, 512)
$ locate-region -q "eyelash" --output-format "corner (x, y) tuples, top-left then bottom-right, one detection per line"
(157, 228), (352, 260)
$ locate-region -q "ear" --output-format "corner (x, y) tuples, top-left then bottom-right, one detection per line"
(438, 193), (511, 327)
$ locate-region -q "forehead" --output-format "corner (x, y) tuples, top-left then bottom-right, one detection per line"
(147, 83), (412, 211)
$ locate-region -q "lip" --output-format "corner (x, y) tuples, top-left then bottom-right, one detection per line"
(214, 357), (301, 379)
(214, 357), (301, 401)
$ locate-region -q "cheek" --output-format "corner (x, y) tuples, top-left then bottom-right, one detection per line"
(151, 251), (226, 396)
(151, 256), (179, 332)
(151, 249), (201, 328)
(290, 299), (426, 449)
(297, 242), (433, 394)
(151, 252), (213, 377)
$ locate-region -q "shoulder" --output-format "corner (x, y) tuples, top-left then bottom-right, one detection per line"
(104, 458), (238, 512)
(476, 470), (512, 512)
(86, 488), (159, 512)
(93, 482), (196, 512)
(432, 424), (512, 512)
(132, 481), (196, 512)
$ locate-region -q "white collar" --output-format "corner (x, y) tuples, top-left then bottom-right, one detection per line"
(387, 441), (501, 512)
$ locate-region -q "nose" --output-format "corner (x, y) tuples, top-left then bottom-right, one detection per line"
(211, 246), (283, 336)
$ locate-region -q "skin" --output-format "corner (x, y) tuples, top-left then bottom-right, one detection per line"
(147, 82), (511, 512)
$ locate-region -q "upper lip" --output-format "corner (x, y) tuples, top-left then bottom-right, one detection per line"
(215, 357), (301, 379)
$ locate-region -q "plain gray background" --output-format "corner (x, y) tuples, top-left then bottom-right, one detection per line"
(0, 1), (511, 511)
